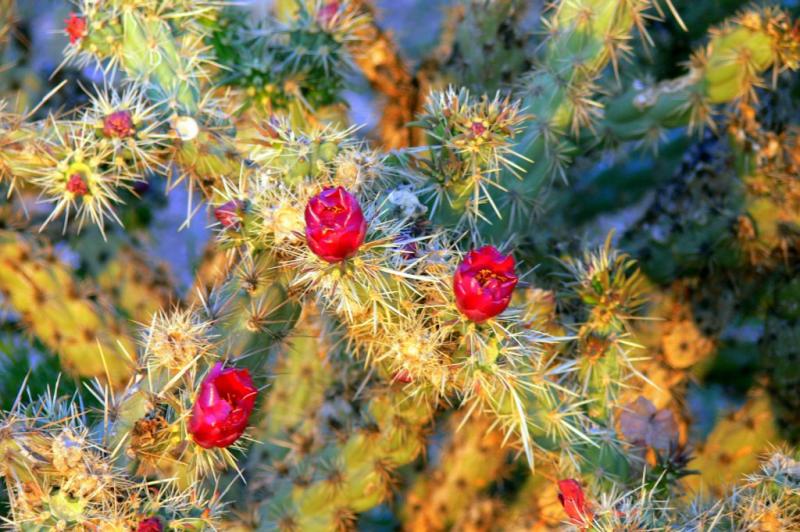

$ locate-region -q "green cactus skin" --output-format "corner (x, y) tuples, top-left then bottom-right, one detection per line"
(603, 8), (800, 143)
(97, 246), (176, 323)
(401, 414), (509, 531)
(244, 301), (437, 529)
(205, 253), (302, 358)
(258, 394), (435, 531)
(684, 391), (779, 498)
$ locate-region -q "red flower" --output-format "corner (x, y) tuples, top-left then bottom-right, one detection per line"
(453, 245), (517, 322)
(136, 517), (163, 532)
(305, 187), (367, 263)
(189, 363), (257, 449)
(214, 200), (244, 230)
(66, 174), (89, 196)
(102, 110), (135, 139)
(558, 479), (592, 526)
(64, 13), (86, 45)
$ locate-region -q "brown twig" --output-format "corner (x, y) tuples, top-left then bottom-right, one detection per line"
(348, 0), (421, 148)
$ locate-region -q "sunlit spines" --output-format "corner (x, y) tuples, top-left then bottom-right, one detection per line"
(557, 237), (652, 422)
(83, 83), (165, 175)
(0, 385), (221, 530)
(31, 119), (134, 236)
(559, 235), (650, 337)
(0, 103), (53, 194)
(210, 0), (369, 113)
(570, 447), (800, 529)
(139, 307), (218, 380)
(63, 0), (219, 113)
(412, 87), (529, 236)
(601, 6), (800, 144)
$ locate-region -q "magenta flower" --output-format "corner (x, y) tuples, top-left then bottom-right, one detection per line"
(453, 245), (518, 322)
(189, 363), (257, 449)
(305, 187), (367, 263)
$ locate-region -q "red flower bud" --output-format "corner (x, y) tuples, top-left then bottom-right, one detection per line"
(66, 173), (89, 197)
(393, 369), (413, 384)
(557, 479), (592, 526)
(136, 517), (163, 532)
(214, 200), (244, 230)
(102, 110), (135, 139)
(470, 121), (487, 137)
(318, 1), (340, 25)
(189, 363), (257, 449)
(305, 187), (367, 263)
(65, 13), (87, 45)
(453, 245), (517, 322)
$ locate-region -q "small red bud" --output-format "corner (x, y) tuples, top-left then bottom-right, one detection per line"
(470, 121), (487, 136)
(136, 517), (163, 532)
(66, 174), (89, 196)
(102, 110), (136, 139)
(393, 369), (413, 384)
(318, 1), (340, 25)
(65, 13), (87, 45)
(214, 200), (244, 229)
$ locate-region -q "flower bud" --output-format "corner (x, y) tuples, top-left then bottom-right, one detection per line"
(64, 13), (86, 45)
(214, 200), (244, 230)
(318, 1), (340, 26)
(66, 174), (89, 197)
(136, 517), (164, 532)
(305, 187), (367, 263)
(393, 369), (413, 384)
(557, 479), (592, 526)
(189, 363), (257, 449)
(102, 110), (136, 139)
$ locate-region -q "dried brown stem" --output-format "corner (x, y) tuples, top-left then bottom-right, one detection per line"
(348, 0), (421, 148)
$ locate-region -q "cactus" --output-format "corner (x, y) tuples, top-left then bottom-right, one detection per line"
(96, 246), (176, 323)
(1, 1), (800, 529)
(0, 230), (134, 387)
(684, 390), (779, 498)
(401, 414), (509, 531)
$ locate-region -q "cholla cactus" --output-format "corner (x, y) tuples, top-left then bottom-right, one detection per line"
(1, 0), (800, 529)
(0, 383), (222, 529)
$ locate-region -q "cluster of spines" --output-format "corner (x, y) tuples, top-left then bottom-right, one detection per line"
(0, 381), (221, 529)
